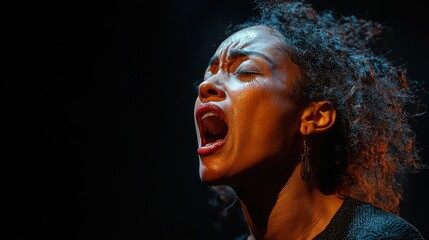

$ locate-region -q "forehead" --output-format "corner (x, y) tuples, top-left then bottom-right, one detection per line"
(215, 25), (285, 56)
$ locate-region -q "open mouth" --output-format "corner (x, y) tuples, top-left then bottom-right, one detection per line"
(200, 111), (228, 147)
(196, 104), (229, 154)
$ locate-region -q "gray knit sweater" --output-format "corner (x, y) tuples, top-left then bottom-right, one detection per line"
(313, 196), (424, 239)
(236, 196), (425, 239)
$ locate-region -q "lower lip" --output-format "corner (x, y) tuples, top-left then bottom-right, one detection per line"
(197, 139), (225, 155)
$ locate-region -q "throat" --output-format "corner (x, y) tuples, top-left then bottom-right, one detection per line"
(236, 166), (344, 240)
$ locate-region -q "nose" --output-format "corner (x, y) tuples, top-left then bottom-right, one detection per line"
(198, 80), (226, 102)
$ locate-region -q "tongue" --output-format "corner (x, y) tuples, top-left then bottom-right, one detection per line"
(203, 116), (227, 138)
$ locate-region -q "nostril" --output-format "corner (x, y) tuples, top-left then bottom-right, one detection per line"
(207, 89), (218, 96)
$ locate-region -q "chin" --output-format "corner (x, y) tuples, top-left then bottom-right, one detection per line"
(199, 165), (228, 186)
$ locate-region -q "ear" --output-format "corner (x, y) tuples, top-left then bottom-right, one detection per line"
(300, 101), (336, 135)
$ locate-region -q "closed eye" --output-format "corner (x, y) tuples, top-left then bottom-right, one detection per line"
(236, 70), (260, 75)
(234, 70), (262, 82)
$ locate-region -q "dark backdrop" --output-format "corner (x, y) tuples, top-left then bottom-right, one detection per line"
(4, 0), (428, 239)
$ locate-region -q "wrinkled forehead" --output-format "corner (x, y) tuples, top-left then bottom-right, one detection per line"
(215, 25), (286, 56)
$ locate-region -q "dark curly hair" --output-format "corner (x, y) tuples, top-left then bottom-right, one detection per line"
(206, 0), (426, 216)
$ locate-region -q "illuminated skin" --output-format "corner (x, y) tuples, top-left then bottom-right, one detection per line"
(194, 25), (343, 240)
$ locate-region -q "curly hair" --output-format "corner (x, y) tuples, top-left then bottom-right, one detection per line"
(217, 0), (425, 214)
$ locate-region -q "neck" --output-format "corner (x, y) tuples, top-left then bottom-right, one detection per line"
(234, 163), (344, 240)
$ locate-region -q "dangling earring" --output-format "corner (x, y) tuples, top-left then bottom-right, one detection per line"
(300, 132), (312, 182)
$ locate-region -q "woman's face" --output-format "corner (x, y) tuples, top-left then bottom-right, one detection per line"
(194, 25), (302, 185)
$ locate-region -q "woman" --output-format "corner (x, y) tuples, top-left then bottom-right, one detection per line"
(193, 0), (425, 239)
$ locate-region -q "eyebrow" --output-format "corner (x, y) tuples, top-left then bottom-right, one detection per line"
(208, 49), (274, 67)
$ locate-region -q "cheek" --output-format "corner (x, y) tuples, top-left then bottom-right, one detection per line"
(256, 104), (298, 154)
(234, 88), (299, 158)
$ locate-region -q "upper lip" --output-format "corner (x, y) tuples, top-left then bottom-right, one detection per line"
(195, 103), (228, 147)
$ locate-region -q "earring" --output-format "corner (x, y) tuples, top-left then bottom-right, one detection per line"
(300, 133), (312, 182)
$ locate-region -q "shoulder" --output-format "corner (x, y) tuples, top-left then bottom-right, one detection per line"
(315, 196), (425, 240)
(350, 197), (423, 239)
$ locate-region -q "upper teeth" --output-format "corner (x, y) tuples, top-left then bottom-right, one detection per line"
(202, 112), (218, 120)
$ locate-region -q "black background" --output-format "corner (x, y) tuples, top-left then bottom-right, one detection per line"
(4, 0), (429, 239)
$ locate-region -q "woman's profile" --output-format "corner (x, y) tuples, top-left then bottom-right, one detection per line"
(193, 0), (426, 239)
